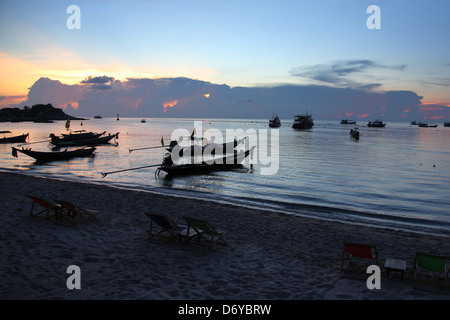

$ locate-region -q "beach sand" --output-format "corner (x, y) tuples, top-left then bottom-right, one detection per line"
(0, 171), (449, 300)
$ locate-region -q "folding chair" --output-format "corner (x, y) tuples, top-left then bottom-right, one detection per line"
(27, 195), (62, 219)
(341, 241), (379, 272)
(413, 252), (450, 285)
(145, 213), (198, 242)
(183, 216), (227, 249)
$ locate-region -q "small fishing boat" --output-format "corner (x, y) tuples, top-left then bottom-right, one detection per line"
(418, 122), (438, 128)
(12, 146), (96, 162)
(444, 122), (450, 127)
(292, 112), (314, 129)
(50, 130), (106, 144)
(94, 115), (102, 119)
(141, 119), (146, 123)
(0, 131), (29, 143)
(166, 138), (246, 157)
(350, 128), (360, 140)
(269, 114), (281, 128)
(50, 132), (119, 148)
(340, 119), (357, 124)
(156, 146), (255, 176)
(367, 119), (386, 127)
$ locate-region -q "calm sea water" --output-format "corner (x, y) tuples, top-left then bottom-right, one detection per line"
(1, 117), (450, 236)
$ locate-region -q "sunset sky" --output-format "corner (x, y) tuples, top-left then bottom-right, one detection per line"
(1, 0), (450, 120)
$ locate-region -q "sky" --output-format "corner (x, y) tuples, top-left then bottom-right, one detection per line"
(1, 0), (450, 121)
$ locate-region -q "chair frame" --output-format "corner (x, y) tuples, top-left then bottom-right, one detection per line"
(413, 252), (450, 285)
(27, 195), (62, 220)
(145, 213), (197, 241)
(341, 241), (379, 272)
(54, 200), (100, 221)
(183, 216), (227, 248)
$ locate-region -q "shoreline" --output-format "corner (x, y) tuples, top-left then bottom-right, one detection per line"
(1, 171), (449, 300)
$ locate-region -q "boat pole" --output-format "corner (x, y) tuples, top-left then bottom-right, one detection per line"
(101, 164), (161, 178)
(128, 145), (168, 153)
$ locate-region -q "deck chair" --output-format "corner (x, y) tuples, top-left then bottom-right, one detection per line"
(183, 216), (227, 248)
(341, 241), (379, 272)
(413, 252), (450, 285)
(54, 200), (100, 221)
(27, 195), (62, 219)
(145, 213), (197, 241)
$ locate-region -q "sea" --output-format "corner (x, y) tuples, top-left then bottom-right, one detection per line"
(1, 117), (450, 237)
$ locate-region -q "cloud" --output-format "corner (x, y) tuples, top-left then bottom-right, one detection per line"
(290, 60), (406, 88)
(9, 75), (443, 122)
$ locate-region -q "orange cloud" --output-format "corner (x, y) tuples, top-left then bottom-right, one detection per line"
(357, 113), (371, 119)
(163, 100), (178, 112)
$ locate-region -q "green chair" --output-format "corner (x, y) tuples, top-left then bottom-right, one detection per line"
(183, 216), (227, 248)
(413, 252), (450, 285)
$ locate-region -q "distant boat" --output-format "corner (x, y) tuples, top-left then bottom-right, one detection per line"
(12, 146), (96, 163)
(444, 122), (450, 127)
(292, 112), (314, 129)
(141, 119), (146, 123)
(350, 128), (360, 140)
(94, 115), (102, 119)
(117, 114), (120, 121)
(340, 119), (357, 125)
(269, 114), (281, 128)
(418, 122), (438, 128)
(410, 121), (419, 125)
(0, 131), (29, 144)
(367, 119), (386, 127)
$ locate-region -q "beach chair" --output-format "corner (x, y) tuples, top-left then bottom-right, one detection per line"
(341, 241), (379, 272)
(54, 200), (100, 221)
(145, 213), (197, 241)
(183, 216), (227, 248)
(27, 195), (62, 220)
(413, 252), (450, 285)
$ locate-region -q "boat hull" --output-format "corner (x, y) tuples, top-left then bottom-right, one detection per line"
(0, 133), (29, 144)
(12, 147), (96, 162)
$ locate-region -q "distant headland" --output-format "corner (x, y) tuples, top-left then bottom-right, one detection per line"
(0, 103), (85, 122)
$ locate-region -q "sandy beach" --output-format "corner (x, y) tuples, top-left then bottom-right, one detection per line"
(0, 171), (449, 301)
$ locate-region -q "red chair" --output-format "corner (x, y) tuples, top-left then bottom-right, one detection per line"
(27, 195), (62, 220)
(341, 242), (379, 272)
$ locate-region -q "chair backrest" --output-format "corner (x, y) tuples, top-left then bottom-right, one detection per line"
(147, 213), (182, 231)
(184, 217), (214, 234)
(344, 242), (376, 259)
(27, 196), (53, 209)
(416, 253), (446, 272)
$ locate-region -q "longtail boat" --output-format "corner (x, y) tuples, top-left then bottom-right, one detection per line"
(12, 146), (96, 162)
(51, 132), (119, 148)
(0, 131), (29, 143)
(156, 146), (255, 176)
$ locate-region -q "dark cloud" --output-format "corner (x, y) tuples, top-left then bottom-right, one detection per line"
(290, 60), (406, 88)
(81, 75), (115, 84)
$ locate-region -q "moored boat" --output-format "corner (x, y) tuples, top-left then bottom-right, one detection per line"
(269, 114), (281, 128)
(50, 132), (119, 148)
(156, 146), (255, 176)
(12, 146), (96, 162)
(292, 112), (314, 129)
(0, 131), (29, 143)
(367, 119), (386, 127)
(444, 122), (450, 127)
(350, 128), (360, 140)
(418, 122), (438, 128)
(340, 119), (357, 124)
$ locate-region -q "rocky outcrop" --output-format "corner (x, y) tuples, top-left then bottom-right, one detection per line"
(0, 104), (85, 122)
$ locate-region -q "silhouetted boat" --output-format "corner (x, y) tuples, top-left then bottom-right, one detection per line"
(166, 138), (246, 157)
(350, 128), (360, 140)
(141, 119), (146, 123)
(94, 115), (102, 119)
(50, 130), (106, 144)
(269, 114), (281, 128)
(444, 122), (450, 127)
(340, 119), (357, 124)
(0, 131), (29, 143)
(12, 146), (96, 162)
(51, 132), (119, 148)
(418, 122), (438, 128)
(410, 121), (419, 125)
(292, 113), (314, 129)
(367, 120), (386, 127)
(156, 146), (255, 176)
